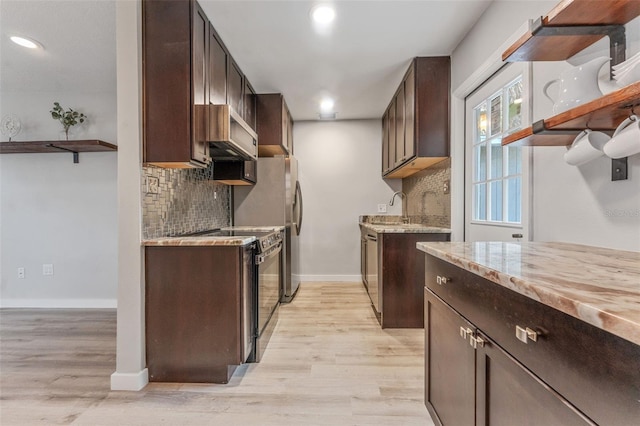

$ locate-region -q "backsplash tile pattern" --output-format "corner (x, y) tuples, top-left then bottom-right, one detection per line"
(403, 158), (451, 227)
(142, 164), (230, 239)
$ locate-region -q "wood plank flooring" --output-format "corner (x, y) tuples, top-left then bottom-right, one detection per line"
(1, 282), (434, 425)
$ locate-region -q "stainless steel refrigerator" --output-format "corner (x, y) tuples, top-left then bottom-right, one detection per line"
(233, 156), (303, 302)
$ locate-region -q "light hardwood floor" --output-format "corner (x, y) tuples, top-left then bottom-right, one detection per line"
(1, 282), (434, 425)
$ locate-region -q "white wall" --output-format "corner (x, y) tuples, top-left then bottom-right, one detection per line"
(451, 1), (640, 251)
(0, 90), (118, 307)
(294, 120), (401, 281)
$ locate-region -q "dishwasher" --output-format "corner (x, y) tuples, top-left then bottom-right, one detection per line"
(366, 232), (380, 314)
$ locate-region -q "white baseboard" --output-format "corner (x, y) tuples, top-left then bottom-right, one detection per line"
(0, 299), (117, 309)
(110, 369), (149, 391)
(299, 274), (361, 283)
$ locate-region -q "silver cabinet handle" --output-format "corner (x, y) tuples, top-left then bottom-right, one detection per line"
(515, 325), (539, 343)
(469, 335), (485, 349)
(459, 326), (473, 340)
(436, 275), (450, 285)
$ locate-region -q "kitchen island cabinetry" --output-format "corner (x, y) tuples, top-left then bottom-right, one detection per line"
(145, 244), (255, 383)
(420, 242), (640, 426)
(382, 57), (450, 178)
(256, 94), (293, 156)
(360, 222), (450, 328)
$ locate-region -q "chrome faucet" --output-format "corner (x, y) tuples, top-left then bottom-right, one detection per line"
(389, 191), (409, 223)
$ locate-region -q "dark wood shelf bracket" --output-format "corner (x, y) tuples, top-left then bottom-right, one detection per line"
(47, 144), (80, 163)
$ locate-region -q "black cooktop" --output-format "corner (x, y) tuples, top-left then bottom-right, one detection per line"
(187, 229), (274, 238)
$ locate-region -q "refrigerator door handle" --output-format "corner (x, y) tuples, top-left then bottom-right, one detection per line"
(294, 181), (303, 236)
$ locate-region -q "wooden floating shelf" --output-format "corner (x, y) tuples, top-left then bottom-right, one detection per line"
(503, 0), (640, 62)
(502, 81), (640, 146)
(0, 140), (117, 163)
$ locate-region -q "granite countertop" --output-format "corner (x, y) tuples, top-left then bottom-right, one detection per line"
(417, 241), (640, 346)
(143, 226), (284, 247)
(360, 222), (451, 234)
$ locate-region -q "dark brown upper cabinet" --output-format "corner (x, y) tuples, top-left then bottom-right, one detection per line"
(244, 80), (257, 131)
(227, 58), (244, 118)
(208, 25), (227, 106)
(143, 0), (257, 168)
(143, 0), (211, 168)
(382, 57), (450, 178)
(256, 94), (294, 157)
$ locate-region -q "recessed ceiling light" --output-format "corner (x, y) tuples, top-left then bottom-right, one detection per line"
(320, 98), (335, 112)
(311, 5), (335, 24)
(10, 36), (41, 49)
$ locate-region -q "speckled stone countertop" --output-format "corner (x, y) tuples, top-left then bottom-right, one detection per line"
(360, 222), (451, 234)
(417, 241), (640, 346)
(143, 226), (285, 247)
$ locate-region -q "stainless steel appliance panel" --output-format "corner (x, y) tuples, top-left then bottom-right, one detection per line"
(366, 233), (379, 313)
(234, 156), (302, 303)
(256, 242), (282, 335)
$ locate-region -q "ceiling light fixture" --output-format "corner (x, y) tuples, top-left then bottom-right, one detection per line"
(10, 35), (41, 49)
(320, 98), (335, 112)
(311, 5), (336, 24)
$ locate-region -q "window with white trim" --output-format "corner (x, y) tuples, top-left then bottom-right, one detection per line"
(471, 76), (523, 224)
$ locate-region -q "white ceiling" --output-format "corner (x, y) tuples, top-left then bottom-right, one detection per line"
(0, 0), (492, 120)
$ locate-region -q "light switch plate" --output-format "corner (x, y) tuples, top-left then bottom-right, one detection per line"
(377, 204), (387, 213)
(43, 264), (54, 276)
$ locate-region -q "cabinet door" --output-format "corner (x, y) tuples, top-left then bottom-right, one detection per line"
(382, 112), (389, 174)
(388, 98), (396, 169)
(395, 87), (405, 166)
(287, 110), (294, 155)
(475, 331), (593, 426)
(191, 2), (209, 165)
(404, 66), (415, 160)
(244, 80), (256, 130)
(227, 58), (244, 115)
(425, 289), (475, 426)
(209, 26), (227, 106)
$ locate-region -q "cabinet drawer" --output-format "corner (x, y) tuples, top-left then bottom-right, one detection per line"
(425, 254), (640, 426)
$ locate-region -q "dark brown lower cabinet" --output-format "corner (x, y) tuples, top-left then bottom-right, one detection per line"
(425, 290), (592, 426)
(475, 329), (592, 426)
(424, 254), (640, 426)
(360, 229), (450, 328)
(145, 244), (255, 384)
(425, 290), (475, 425)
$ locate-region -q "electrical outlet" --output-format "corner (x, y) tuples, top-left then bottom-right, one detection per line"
(43, 264), (54, 276)
(146, 176), (159, 194)
(18, 267), (25, 279)
(377, 204), (387, 213)
(443, 180), (450, 194)
(214, 191), (217, 200)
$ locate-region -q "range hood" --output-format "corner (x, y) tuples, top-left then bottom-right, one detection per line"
(208, 104), (258, 161)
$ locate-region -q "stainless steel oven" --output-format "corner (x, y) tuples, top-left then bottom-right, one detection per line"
(254, 233), (282, 361)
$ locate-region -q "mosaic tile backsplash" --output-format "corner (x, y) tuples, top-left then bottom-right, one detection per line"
(142, 164), (230, 239)
(402, 158), (451, 228)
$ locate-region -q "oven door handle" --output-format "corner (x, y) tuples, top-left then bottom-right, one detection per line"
(255, 241), (282, 264)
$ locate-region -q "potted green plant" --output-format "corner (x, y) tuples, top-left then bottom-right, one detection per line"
(50, 102), (87, 140)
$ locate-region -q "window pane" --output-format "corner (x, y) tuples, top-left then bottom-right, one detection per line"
(507, 177), (521, 223)
(507, 79), (523, 131)
(490, 94), (502, 136)
(507, 145), (521, 176)
(475, 103), (487, 142)
(490, 180), (503, 221)
(490, 139), (502, 179)
(475, 144), (487, 182)
(474, 183), (486, 221)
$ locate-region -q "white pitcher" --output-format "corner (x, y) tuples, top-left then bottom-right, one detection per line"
(543, 56), (610, 115)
